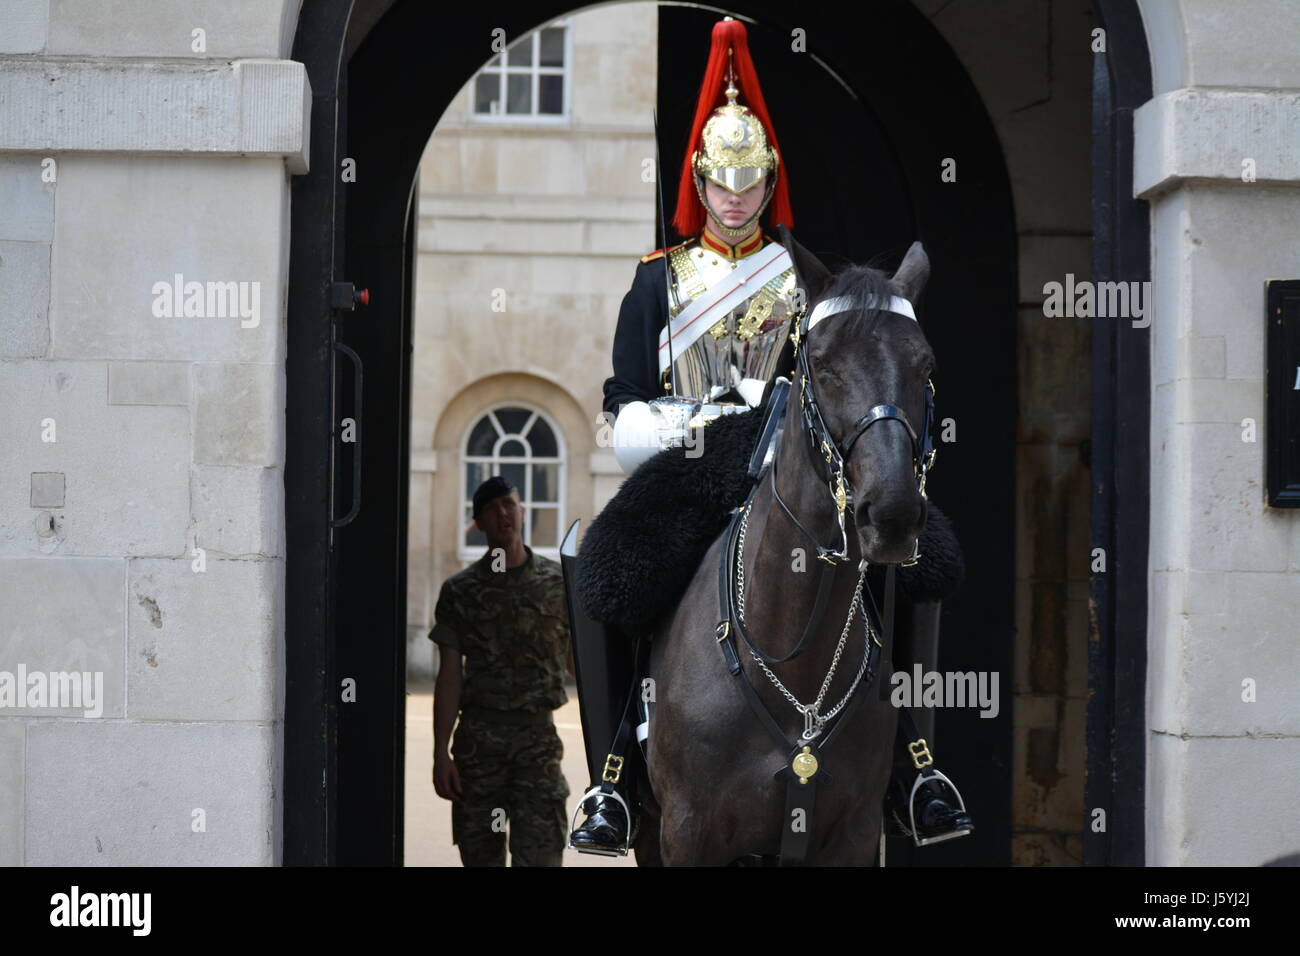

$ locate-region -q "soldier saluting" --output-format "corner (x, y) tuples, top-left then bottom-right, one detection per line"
(567, 16), (973, 857)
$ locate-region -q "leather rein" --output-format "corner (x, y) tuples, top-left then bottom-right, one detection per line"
(712, 290), (940, 865)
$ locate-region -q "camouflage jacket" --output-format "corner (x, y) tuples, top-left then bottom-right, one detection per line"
(429, 546), (569, 714)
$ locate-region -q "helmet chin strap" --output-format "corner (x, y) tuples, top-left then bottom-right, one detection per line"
(696, 174), (776, 240)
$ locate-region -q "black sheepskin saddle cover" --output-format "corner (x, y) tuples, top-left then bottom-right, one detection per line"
(576, 406), (965, 636)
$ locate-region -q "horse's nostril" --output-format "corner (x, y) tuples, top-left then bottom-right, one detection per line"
(862, 499), (923, 532)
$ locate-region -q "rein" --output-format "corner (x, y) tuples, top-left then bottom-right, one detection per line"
(712, 288), (940, 865)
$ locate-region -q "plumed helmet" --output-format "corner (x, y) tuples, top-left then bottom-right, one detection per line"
(673, 17), (793, 237)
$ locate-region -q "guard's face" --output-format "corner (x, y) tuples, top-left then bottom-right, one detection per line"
(703, 179), (764, 231)
(476, 491), (523, 546)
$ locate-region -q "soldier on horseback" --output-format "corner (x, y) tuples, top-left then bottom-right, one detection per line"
(564, 16), (973, 860)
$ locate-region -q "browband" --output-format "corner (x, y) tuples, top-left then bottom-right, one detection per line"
(807, 294), (916, 328)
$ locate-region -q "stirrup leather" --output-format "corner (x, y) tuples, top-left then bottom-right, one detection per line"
(907, 768), (972, 847)
(567, 785), (632, 857)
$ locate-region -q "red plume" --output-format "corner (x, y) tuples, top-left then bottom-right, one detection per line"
(672, 18), (793, 236)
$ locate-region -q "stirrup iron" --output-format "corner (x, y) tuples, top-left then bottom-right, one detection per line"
(907, 768), (972, 847)
(567, 785), (632, 857)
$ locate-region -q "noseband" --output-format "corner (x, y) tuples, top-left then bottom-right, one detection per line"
(771, 292), (937, 564)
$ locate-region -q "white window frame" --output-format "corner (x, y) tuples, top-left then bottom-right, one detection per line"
(469, 19), (572, 126)
(458, 403), (566, 565)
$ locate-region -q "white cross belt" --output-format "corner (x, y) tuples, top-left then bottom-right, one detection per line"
(657, 242), (794, 374)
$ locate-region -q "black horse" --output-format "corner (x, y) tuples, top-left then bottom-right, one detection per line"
(629, 240), (938, 865)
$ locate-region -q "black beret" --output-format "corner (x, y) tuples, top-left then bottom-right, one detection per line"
(472, 475), (517, 518)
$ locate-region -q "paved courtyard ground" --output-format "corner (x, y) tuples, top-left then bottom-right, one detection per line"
(404, 681), (637, 868)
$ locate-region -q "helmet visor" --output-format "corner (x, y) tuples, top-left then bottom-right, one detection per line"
(705, 166), (767, 194)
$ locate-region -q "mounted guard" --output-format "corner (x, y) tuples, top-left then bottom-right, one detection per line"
(561, 16), (973, 863)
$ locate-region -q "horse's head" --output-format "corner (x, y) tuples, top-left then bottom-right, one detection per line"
(786, 235), (935, 565)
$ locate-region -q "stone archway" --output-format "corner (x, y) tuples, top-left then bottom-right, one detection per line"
(287, 0), (1023, 865)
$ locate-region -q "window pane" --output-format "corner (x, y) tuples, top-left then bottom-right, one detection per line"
(530, 507), (558, 548)
(539, 28), (564, 67)
(464, 505), (486, 547)
(465, 461), (493, 497)
(500, 439), (527, 458)
(494, 407), (532, 435)
(526, 418), (557, 457)
(474, 73), (500, 114)
(539, 75), (563, 115)
(501, 462), (527, 491)
(467, 416), (497, 455)
(532, 463), (558, 502)
(506, 38), (533, 67)
(506, 73), (531, 114)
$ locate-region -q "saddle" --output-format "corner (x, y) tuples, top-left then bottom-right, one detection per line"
(575, 403), (965, 640)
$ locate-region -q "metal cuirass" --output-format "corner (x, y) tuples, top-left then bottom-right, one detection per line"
(612, 236), (801, 473)
(660, 238), (799, 410)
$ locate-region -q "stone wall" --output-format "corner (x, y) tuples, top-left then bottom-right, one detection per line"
(1137, 0), (1300, 867)
(0, 0), (304, 865)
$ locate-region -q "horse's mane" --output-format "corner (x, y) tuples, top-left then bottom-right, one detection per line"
(819, 261), (899, 329)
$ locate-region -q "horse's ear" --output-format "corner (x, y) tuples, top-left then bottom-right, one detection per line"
(777, 224), (833, 305)
(891, 241), (930, 303)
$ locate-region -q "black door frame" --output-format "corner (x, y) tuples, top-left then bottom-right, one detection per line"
(284, 0), (353, 865)
(284, 0), (1150, 866)
(1085, 0), (1153, 867)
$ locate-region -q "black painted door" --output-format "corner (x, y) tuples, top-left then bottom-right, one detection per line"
(333, 130), (417, 866)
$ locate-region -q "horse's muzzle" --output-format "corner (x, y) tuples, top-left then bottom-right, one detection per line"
(854, 497), (925, 565)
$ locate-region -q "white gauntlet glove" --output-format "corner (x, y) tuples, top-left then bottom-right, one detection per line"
(611, 398), (700, 474)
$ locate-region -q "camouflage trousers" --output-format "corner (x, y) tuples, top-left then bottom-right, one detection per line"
(451, 709), (570, 867)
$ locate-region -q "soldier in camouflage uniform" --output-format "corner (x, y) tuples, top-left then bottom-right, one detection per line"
(430, 475), (573, 867)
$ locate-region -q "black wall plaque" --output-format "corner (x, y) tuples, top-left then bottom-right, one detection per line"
(1266, 280), (1300, 507)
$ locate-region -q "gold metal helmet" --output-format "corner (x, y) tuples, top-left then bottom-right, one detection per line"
(692, 79), (780, 195)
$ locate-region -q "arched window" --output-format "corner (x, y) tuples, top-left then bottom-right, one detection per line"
(460, 405), (565, 562)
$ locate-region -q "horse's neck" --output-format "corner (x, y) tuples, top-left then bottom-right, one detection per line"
(738, 394), (861, 672)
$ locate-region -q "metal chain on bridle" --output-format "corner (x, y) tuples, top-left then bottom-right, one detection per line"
(736, 497), (877, 740)
(730, 287), (938, 740)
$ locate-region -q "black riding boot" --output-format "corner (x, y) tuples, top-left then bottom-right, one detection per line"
(560, 519), (645, 856)
(883, 715), (974, 845)
(878, 576), (973, 847)
(568, 672), (641, 855)
(570, 780), (634, 854)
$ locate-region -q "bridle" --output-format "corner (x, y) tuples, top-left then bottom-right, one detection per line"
(770, 291), (938, 565)
(707, 283), (942, 864)
(709, 286), (939, 864)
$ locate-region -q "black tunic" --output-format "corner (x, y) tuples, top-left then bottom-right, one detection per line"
(602, 258), (670, 419)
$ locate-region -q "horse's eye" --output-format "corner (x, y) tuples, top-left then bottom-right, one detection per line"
(821, 366), (844, 387)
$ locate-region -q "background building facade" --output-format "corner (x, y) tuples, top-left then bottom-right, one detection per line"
(406, 4), (655, 680)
